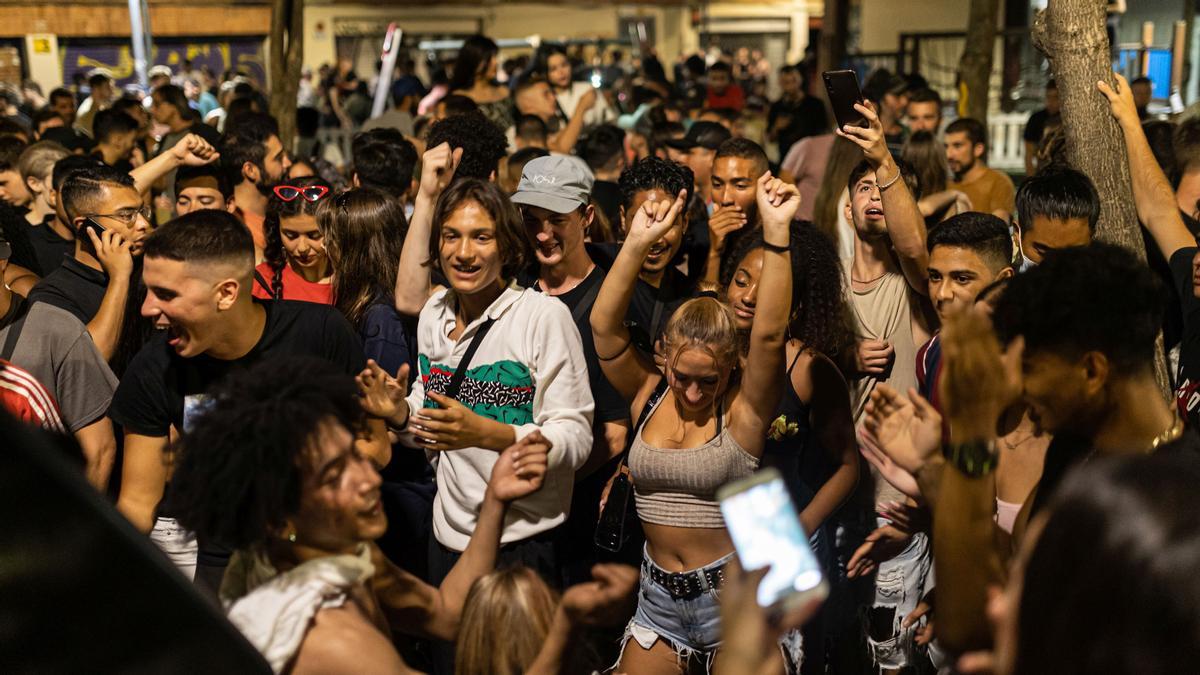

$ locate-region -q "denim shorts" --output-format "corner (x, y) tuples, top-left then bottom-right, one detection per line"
(620, 547), (733, 664)
(866, 517), (932, 670)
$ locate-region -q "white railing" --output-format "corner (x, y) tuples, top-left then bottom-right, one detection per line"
(988, 111), (1030, 174)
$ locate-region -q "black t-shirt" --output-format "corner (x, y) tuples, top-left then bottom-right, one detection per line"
(1032, 428), (1200, 516)
(519, 264), (630, 424)
(0, 202), (37, 273)
(592, 180), (622, 237)
(90, 149), (134, 174)
(23, 216), (74, 278)
(109, 300), (367, 437)
(590, 243), (692, 355)
(27, 257), (107, 325)
(769, 95), (828, 157)
(1023, 108), (1060, 145)
(1171, 247), (1200, 430)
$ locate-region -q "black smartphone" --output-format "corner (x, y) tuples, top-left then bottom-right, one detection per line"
(594, 471), (632, 553)
(823, 69), (868, 129)
(81, 217), (106, 239)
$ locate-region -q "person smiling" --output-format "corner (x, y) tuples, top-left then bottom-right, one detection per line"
(252, 176), (334, 305)
(372, 174), (593, 673)
(591, 173), (798, 671)
(169, 356), (552, 675)
(108, 209), (389, 597)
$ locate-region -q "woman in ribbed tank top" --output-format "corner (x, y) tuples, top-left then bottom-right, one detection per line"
(591, 175), (799, 672)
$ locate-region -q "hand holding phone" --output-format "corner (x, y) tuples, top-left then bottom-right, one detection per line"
(718, 468), (828, 611)
(823, 70), (868, 130)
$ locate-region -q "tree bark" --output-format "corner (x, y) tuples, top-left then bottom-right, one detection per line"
(1031, 0), (1143, 255)
(1033, 0), (1170, 396)
(957, 0), (1000, 125)
(268, 0), (303, 153)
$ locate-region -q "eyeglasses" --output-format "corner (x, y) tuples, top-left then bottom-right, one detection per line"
(86, 204), (152, 225)
(274, 184), (330, 202)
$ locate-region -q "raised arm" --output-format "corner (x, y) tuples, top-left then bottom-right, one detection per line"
(1099, 73), (1195, 260)
(837, 102), (929, 294)
(371, 433), (550, 641)
(549, 88), (596, 155)
(730, 174), (796, 453)
(931, 312), (1023, 653)
(590, 191), (686, 405)
(129, 134), (219, 196)
(394, 143), (458, 316)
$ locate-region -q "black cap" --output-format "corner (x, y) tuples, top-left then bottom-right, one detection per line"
(665, 121), (731, 151)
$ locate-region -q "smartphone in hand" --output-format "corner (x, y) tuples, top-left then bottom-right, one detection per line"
(823, 69), (868, 130)
(718, 468), (828, 611)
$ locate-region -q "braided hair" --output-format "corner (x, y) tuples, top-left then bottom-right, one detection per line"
(263, 175), (332, 300)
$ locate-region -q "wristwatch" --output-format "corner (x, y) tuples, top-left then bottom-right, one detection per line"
(946, 439), (999, 478)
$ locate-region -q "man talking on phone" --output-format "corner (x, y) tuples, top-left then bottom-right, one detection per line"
(29, 136), (219, 368)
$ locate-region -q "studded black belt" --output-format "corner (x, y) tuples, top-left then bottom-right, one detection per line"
(646, 561), (728, 600)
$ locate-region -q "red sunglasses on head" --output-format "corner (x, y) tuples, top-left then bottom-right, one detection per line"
(273, 184), (330, 202)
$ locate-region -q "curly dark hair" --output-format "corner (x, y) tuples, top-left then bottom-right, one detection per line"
(263, 176), (333, 300)
(617, 156), (694, 211)
(722, 220), (854, 358)
(426, 110), (508, 182)
(169, 356), (365, 550)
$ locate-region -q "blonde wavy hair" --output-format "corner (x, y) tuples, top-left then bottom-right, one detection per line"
(454, 567), (559, 675)
(661, 296), (743, 376)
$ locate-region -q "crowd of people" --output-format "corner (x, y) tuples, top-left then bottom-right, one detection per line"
(4, 31), (1200, 675)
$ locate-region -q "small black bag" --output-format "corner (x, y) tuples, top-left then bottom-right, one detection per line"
(593, 380), (668, 554)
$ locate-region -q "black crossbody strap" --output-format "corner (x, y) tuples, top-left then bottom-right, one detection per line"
(1, 297), (30, 361)
(615, 378), (670, 469)
(253, 270), (272, 296)
(570, 279), (603, 325)
(444, 318), (497, 401)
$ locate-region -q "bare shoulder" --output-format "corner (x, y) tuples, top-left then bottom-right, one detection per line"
(291, 605), (415, 675)
(789, 347), (849, 405)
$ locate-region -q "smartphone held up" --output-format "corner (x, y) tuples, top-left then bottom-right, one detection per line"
(823, 69), (868, 130)
(718, 468), (828, 611)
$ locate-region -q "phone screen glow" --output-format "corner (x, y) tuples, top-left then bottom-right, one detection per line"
(720, 476), (823, 607)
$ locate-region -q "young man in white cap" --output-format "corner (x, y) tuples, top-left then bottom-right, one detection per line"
(511, 155), (633, 582)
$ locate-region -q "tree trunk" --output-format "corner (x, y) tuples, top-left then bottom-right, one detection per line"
(957, 0), (1000, 124)
(1031, 0), (1143, 254)
(1033, 0), (1170, 395)
(268, 0), (303, 153)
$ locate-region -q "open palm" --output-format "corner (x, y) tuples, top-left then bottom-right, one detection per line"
(862, 384), (942, 475)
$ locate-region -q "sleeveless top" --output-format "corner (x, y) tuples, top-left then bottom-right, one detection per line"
(629, 390), (759, 528)
(762, 350), (836, 513)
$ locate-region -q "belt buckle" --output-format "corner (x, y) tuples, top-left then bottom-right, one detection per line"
(666, 572), (696, 600)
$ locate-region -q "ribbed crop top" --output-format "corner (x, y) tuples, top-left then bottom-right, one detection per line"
(628, 391), (760, 528)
